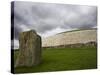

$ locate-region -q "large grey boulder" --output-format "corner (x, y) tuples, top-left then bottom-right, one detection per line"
(15, 30), (41, 67)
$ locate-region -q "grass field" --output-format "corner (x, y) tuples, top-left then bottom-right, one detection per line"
(14, 47), (97, 73)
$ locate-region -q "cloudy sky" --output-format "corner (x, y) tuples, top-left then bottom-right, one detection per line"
(11, 1), (97, 49)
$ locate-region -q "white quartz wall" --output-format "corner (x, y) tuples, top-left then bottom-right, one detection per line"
(42, 29), (97, 47)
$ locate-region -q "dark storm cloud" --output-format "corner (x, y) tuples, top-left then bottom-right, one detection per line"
(11, 1), (97, 49)
(13, 1), (97, 33)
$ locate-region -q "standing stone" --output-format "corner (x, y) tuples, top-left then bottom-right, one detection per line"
(15, 30), (41, 67)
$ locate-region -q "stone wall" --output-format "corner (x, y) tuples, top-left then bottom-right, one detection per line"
(42, 29), (97, 47)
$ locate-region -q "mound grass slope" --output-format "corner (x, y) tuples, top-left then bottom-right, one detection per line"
(14, 47), (97, 73)
(57, 28), (97, 35)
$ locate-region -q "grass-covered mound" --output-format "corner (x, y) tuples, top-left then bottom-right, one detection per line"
(14, 47), (97, 73)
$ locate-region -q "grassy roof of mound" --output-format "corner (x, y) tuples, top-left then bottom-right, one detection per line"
(57, 28), (97, 35)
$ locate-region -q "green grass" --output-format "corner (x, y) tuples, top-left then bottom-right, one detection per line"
(14, 47), (97, 73)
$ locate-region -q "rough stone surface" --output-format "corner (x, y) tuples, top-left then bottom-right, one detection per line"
(15, 30), (41, 67)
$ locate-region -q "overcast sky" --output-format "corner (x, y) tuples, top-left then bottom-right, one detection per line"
(11, 1), (97, 49)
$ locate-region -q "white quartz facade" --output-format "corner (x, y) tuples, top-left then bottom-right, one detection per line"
(42, 29), (97, 47)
